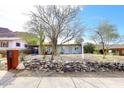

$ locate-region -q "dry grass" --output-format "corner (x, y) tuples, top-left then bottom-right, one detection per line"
(39, 54), (124, 63)
(0, 53), (124, 63)
(84, 54), (124, 63)
(52, 54), (124, 63)
(23, 54), (124, 63)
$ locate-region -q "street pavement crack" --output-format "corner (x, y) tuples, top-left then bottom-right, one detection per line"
(36, 77), (42, 88)
(71, 77), (77, 88)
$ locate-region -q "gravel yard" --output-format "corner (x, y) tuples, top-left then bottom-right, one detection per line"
(0, 54), (124, 71)
(14, 54), (124, 73)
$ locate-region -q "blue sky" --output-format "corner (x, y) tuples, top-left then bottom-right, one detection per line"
(0, 4), (124, 41)
(80, 5), (124, 38)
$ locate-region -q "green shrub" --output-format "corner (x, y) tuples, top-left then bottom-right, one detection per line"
(84, 43), (96, 53)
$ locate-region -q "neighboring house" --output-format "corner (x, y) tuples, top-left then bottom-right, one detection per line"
(0, 27), (27, 50)
(109, 44), (124, 56)
(98, 44), (124, 56)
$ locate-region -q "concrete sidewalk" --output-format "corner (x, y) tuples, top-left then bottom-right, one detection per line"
(1, 71), (124, 88)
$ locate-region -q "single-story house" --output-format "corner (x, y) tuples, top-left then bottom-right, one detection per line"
(109, 44), (124, 56)
(42, 44), (82, 55)
(0, 27), (27, 50)
(27, 44), (83, 55)
(98, 44), (124, 56)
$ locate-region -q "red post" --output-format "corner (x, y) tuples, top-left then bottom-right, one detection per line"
(7, 50), (19, 70)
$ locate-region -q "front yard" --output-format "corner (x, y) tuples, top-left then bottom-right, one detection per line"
(0, 53), (124, 71)
(23, 54), (124, 63)
(45, 54), (124, 63)
(0, 53), (124, 63)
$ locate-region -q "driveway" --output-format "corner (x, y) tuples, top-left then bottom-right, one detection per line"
(1, 71), (124, 88)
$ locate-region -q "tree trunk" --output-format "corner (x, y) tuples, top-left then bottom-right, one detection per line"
(51, 39), (57, 61)
(39, 37), (44, 55)
(102, 42), (106, 59)
(96, 31), (106, 59)
(39, 41), (42, 55)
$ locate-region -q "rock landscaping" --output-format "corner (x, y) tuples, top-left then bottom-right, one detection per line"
(22, 59), (124, 73)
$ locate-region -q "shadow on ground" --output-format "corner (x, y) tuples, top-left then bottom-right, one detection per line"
(10, 70), (124, 78)
(0, 70), (16, 88)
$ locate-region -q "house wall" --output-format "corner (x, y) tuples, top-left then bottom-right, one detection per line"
(43, 45), (82, 54)
(8, 39), (26, 49)
(0, 38), (27, 50)
(58, 45), (82, 54)
(122, 50), (124, 54)
(111, 48), (124, 56)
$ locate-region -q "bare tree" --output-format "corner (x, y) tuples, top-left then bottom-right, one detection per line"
(91, 21), (119, 58)
(26, 15), (45, 54)
(29, 5), (84, 60)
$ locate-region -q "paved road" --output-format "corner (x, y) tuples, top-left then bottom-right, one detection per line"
(1, 71), (124, 88)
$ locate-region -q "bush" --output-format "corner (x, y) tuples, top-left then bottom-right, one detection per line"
(84, 43), (95, 53)
(0, 51), (6, 57)
(93, 48), (100, 54)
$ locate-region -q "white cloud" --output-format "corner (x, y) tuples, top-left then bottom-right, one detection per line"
(0, 0), (36, 31)
(0, 0), (84, 31)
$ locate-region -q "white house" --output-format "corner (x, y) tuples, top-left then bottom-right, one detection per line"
(0, 27), (27, 50)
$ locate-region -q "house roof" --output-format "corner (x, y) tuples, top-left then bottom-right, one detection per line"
(97, 44), (124, 50)
(110, 44), (124, 49)
(27, 44), (82, 47)
(0, 37), (21, 40)
(0, 27), (17, 37)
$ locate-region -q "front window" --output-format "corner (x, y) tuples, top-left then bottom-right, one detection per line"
(0, 41), (9, 47)
(16, 43), (20, 47)
(75, 46), (78, 50)
(25, 44), (27, 48)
